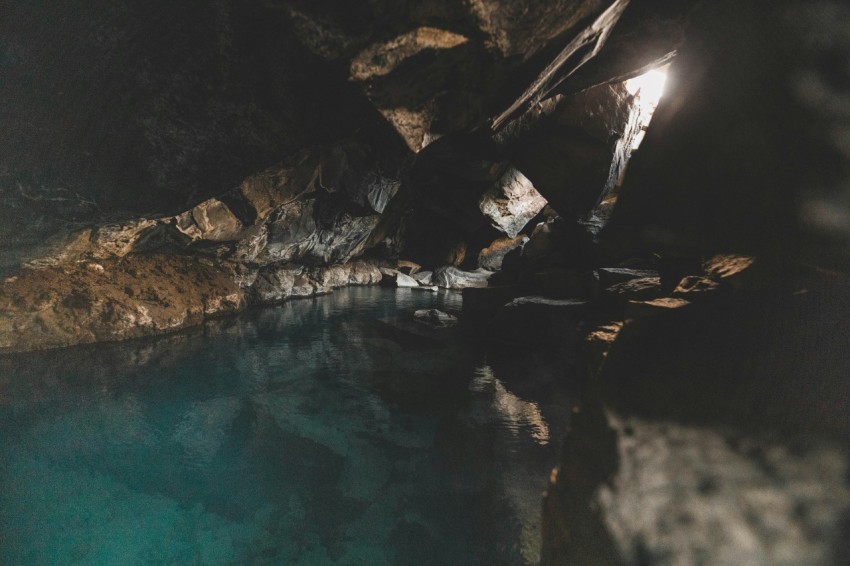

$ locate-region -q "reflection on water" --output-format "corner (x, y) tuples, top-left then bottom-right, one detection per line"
(0, 287), (576, 565)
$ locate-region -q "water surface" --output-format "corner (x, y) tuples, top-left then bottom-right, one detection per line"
(0, 287), (575, 565)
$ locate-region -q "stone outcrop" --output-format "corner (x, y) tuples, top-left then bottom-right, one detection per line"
(0, 257), (389, 353)
(379, 268), (420, 288)
(434, 266), (493, 290)
(541, 259), (850, 565)
(478, 168), (548, 239)
(504, 82), (644, 220)
(251, 260), (383, 305)
(413, 309), (458, 328)
(0, 137), (408, 352)
(0, 255), (244, 353)
(478, 235), (529, 271)
(3, 1), (850, 563)
(601, 1), (850, 270)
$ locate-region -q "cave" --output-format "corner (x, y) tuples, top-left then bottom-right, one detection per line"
(1, 1), (849, 564)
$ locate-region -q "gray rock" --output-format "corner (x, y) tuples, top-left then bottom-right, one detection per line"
(543, 405), (850, 566)
(601, 418), (850, 566)
(251, 265), (301, 304)
(175, 199), (243, 242)
(232, 225), (269, 263)
(262, 199), (381, 265)
(396, 272), (419, 288)
(259, 200), (319, 262)
(291, 272), (327, 297)
(479, 168), (547, 238)
(347, 261), (383, 286)
(413, 270), (434, 285)
(379, 268), (418, 287)
(239, 151), (321, 223)
(252, 260), (383, 304)
(508, 82), (642, 219)
(434, 266), (493, 289)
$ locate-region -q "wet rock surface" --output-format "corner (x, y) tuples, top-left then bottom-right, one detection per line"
(3, 0), (850, 563)
(413, 308), (458, 328)
(251, 260), (383, 305)
(0, 255), (244, 353)
(379, 269), (420, 288)
(434, 266), (494, 289)
(541, 264), (850, 565)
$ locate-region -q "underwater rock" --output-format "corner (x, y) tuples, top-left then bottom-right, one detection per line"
(413, 309), (458, 328)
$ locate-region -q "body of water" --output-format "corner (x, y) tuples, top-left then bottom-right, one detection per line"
(0, 287), (576, 565)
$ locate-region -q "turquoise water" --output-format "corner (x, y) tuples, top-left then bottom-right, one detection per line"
(0, 287), (575, 565)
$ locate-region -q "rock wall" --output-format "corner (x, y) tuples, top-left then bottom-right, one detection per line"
(3, 1), (850, 562)
(532, 1), (850, 564)
(0, 139), (405, 353)
(540, 261), (850, 565)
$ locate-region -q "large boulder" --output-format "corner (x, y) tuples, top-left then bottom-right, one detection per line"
(251, 260), (382, 305)
(478, 168), (548, 238)
(478, 235), (529, 271)
(542, 280), (850, 565)
(434, 266), (493, 289)
(0, 254), (245, 353)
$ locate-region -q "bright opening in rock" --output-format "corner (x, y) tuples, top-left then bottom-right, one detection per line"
(625, 68), (668, 150)
(625, 69), (667, 101)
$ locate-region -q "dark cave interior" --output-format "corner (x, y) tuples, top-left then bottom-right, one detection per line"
(1, 0), (849, 564)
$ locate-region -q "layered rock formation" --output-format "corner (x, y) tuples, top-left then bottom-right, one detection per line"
(2, 0), (850, 563)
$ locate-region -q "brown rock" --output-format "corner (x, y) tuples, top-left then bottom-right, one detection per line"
(602, 276), (663, 302)
(478, 235), (529, 271)
(0, 254), (245, 353)
(397, 260), (422, 276)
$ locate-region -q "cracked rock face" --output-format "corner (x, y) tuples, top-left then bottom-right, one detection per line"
(479, 168), (548, 239)
(0, 255), (245, 353)
(2, 1), (850, 564)
(598, 415), (850, 566)
(0, 137), (404, 352)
